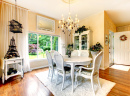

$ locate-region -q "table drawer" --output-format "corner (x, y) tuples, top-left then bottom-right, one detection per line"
(6, 59), (22, 64)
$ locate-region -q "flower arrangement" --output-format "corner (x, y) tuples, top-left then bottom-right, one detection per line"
(66, 44), (73, 55)
(89, 42), (103, 52)
(29, 44), (37, 55)
(75, 25), (88, 34)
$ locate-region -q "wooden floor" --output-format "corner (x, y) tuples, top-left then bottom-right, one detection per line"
(0, 67), (130, 96)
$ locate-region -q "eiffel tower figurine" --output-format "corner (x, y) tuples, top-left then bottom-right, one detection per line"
(4, 36), (20, 59)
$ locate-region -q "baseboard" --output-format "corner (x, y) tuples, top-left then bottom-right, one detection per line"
(30, 65), (49, 71)
(100, 66), (107, 70)
(100, 67), (105, 70)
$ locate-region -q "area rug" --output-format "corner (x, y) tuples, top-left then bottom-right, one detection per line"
(35, 71), (116, 96)
(110, 65), (130, 71)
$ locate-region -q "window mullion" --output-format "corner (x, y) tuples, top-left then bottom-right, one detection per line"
(51, 36), (52, 51)
(37, 34), (39, 59)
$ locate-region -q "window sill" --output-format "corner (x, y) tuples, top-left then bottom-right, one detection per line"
(29, 58), (47, 61)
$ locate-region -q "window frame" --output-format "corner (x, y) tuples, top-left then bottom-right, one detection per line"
(28, 32), (59, 60)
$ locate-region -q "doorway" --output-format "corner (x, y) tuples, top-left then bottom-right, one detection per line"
(114, 31), (130, 65)
(109, 31), (114, 66)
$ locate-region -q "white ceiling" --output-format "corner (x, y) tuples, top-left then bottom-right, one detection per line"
(3, 0), (130, 26)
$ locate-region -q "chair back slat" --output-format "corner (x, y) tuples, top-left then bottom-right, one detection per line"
(46, 51), (53, 67)
(54, 51), (64, 71)
(92, 51), (103, 74)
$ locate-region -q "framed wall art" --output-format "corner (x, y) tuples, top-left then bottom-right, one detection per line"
(37, 15), (55, 33)
(105, 34), (109, 45)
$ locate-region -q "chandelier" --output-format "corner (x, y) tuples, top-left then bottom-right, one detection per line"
(58, 0), (79, 36)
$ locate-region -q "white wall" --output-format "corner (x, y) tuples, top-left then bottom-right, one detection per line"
(30, 59), (48, 70)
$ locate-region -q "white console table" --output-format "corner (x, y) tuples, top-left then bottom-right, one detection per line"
(1, 58), (24, 84)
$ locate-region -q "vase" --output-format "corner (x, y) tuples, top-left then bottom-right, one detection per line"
(68, 50), (71, 58)
(91, 51), (99, 59)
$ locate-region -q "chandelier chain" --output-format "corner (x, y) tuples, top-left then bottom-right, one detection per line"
(15, 0), (17, 20)
(69, 0), (70, 13)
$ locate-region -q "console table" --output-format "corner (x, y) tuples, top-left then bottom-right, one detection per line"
(1, 58), (24, 84)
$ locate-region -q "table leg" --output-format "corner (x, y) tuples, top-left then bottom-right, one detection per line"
(71, 63), (75, 93)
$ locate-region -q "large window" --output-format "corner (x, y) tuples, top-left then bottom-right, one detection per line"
(28, 33), (59, 59)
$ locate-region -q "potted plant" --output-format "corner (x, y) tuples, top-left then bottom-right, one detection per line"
(66, 44), (73, 58)
(89, 42), (103, 58)
(75, 25), (88, 34)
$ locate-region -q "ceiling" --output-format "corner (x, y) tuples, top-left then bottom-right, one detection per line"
(3, 0), (130, 26)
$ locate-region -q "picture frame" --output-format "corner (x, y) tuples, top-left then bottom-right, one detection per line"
(37, 15), (55, 33)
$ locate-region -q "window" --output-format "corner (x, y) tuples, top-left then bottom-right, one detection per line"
(28, 33), (59, 59)
(28, 33), (37, 59)
(52, 36), (58, 51)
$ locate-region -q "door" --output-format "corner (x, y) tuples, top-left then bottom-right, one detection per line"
(109, 31), (114, 65)
(80, 31), (89, 50)
(114, 31), (130, 65)
(74, 35), (79, 50)
(81, 34), (87, 50)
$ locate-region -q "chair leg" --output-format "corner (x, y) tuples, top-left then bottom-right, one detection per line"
(51, 69), (54, 82)
(61, 74), (65, 91)
(75, 74), (78, 86)
(97, 76), (101, 88)
(91, 77), (95, 96)
(56, 73), (59, 85)
(48, 68), (50, 78)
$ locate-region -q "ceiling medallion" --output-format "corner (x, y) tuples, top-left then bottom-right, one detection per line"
(58, 0), (79, 36)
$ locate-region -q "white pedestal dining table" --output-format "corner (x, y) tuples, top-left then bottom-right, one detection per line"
(53, 55), (92, 93)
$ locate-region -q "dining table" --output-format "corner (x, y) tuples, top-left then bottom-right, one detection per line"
(55, 55), (92, 93)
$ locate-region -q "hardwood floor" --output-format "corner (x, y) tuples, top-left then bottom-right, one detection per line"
(0, 67), (130, 96)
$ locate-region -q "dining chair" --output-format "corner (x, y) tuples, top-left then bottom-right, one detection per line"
(75, 51), (90, 71)
(71, 50), (79, 56)
(46, 50), (56, 82)
(54, 51), (71, 91)
(80, 51), (89, 57)
(75, 51), (103, 95)
(50, 50), (55, 58)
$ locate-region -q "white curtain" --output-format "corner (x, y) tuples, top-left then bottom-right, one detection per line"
(0, 2), (30, 75)
(59, 29), (72, 55)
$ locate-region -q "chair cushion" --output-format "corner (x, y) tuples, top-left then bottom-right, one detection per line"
(58, 66), (71, 74)
(53, 64), (56, 67)
(50, 64), (56, 69)
(81, 69), (92, 76)
(64, 66), (71, 71)
(80, 69), (98, 76)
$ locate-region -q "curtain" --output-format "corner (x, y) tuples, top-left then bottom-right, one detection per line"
(0, 2), (30, 76)
(59, 29), (72, 55)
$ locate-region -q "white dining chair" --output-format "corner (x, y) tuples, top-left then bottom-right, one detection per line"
(54, 51), (71, 91)
(75, 51), (103, 95)
(46, 50), (56, 82)
(75, 51), (90, 71)
(80, 51), (91, 67)
(71, 50), (79, 56)
(80, 51), (89, 57)
(50, 50), (55, 58)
